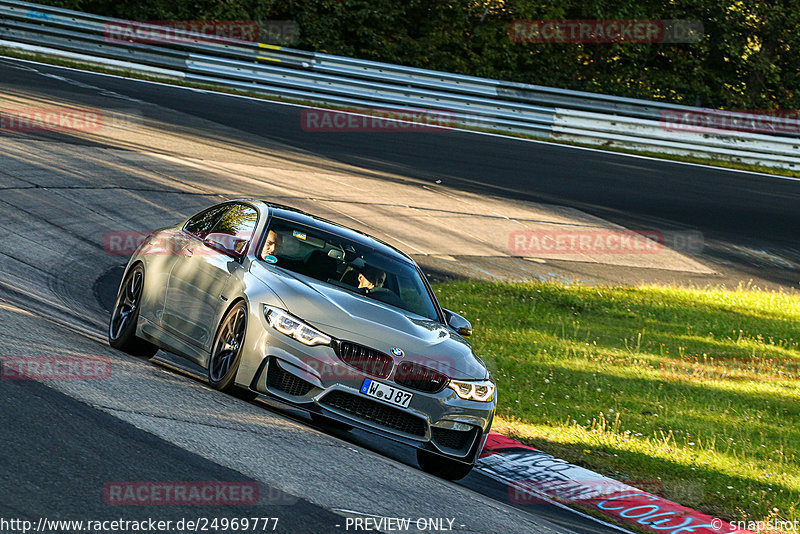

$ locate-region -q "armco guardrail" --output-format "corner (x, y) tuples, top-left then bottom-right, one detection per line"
(1, 0), (798, 170)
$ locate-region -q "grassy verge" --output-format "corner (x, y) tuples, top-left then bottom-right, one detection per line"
(1, 46), (799, 181)
(434, 281), (800, 524)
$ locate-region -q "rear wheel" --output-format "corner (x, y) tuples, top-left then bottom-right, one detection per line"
(416, 450), (474, 481)
(208, 302), (256, 400)
(108, 264), (158, 358)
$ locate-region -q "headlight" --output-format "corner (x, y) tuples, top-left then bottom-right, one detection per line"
(263, 306), (332, 346)
(447, 379), (496, 402)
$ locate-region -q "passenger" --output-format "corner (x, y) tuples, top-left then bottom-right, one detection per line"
(261, 230), (282, 260)
(357, 265), (406, 308)
(357, 265), (386, 292)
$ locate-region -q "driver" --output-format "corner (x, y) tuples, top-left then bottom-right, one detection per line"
(260, 230), (282, 260)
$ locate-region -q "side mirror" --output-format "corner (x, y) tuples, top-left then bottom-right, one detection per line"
(443, 308), (472, 337)
(203, 233), (247, 260)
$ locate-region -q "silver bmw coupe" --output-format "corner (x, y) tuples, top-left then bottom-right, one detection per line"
(108, 199), (496, 479)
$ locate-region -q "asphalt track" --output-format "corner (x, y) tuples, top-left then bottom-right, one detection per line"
(4, 56), (797, 286)
(5, 58), (800, 286)
(0, 379), (344, 532)
(0, 57), (614, 534)
(0, 56), (797, 534)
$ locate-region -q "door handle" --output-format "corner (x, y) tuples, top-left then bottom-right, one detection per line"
(182, 247), (193, 257)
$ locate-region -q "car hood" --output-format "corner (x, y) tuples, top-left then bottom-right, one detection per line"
(250, 262), (488, 380)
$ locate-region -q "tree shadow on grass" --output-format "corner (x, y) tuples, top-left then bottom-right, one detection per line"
(496, 361), (800, 444)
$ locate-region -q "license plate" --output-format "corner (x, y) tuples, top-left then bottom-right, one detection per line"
(360, 378), (413, 408)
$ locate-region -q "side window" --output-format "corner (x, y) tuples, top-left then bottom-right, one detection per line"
(397, 273), (437, 320)
(210, 203), (259, 241)
(184, 205), (230, 239)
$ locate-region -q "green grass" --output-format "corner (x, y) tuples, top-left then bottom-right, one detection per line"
(434, 281), (800, 524)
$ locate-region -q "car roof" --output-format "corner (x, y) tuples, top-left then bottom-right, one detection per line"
(236, 199), (414, 264)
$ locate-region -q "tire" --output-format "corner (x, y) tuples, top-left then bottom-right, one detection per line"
(416, 449), (474, 481)
(208, 301), (253, 398)
(108, 264), (158, 358)
(310, 413), (353, 432)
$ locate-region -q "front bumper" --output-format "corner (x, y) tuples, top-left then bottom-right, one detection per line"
(242, 319), (496, 464)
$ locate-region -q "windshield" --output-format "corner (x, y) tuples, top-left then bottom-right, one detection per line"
(259, 218), (439, 321)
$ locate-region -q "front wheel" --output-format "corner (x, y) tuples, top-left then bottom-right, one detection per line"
(108, 264), (158, 358)
(417, 450), (474, 481)
(208, 302), (255, 400)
